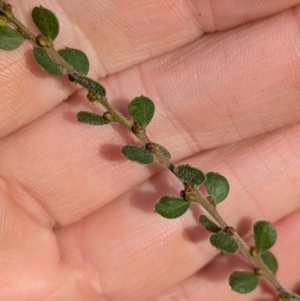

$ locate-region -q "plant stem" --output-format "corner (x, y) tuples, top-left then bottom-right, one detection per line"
(8, 14), (36, 41)
(2, 4), (299, 301)
(193, 189), (299, 300)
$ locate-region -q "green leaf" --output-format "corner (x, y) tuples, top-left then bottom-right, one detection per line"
(77, 111), (110, 125)
(254, 221), (277, 252)
(204, 172), (229, 204)
(121, 145), (154, 165)
(155, 196), (190, 219)
(175, 165), (205, 186)
(229, 271), (260, 294)
(69, 73), (106, 97)
(210, 232), (238, 254)
(128, 96), (155, 127)
(58, 48), (89, 75)
(260, 251), (278, 274)
(33, 47), (62, 75)
(199, 215), (221, 233)
(32, 6), (59, 41)
(0, 26), (24, 50)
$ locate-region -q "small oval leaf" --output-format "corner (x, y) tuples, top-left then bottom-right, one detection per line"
(0, 26), (24, 50)
(229, 271), (259, 294)
(33, 47), (62, 75)
(260, 251), (278, 274)
(210, 232), (238, 254)
(175, 165), (205, 186)
(128, 96), (155, 127)
(70, 73), (106, 97)
(58, 48), (89, 75)
(121, 145), (154, 165)
(254, 221), (277, 252)
(32, 6), (59, 41)
(77, 111), (110, 125)
(199, 215), (221, 233)
(155, 196), (190, 219)
(204, 172), (229, 204)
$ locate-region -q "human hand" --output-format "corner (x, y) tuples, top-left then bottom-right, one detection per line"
(1, 1), (300, 300)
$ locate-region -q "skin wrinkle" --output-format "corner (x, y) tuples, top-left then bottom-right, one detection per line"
(273, 127), (300, 197)
(9, 180), (56, 227)
(173, 281), (194, 301)
(5, 180), (51, 232)
(203, 0), (217, 33)
(185, 0), (204, 34)
(187, 0), (215, 34)
(57, 226), (105, 299)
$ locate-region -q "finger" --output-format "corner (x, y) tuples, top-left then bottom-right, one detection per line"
(0, 103), (300, 225)
(0, 180), (102, 301)
(58, 0), (300, 72)
(55, 126), (300, 300)
(2, 7), (300, 225)
(1, 0), (300, 137)
(112, 6), (300, 158)
(148, 209), (300, 301)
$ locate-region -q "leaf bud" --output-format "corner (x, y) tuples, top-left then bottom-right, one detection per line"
(103, 111), (115, 121)
(2, 4), (15, 15)
(254, 268), (264, 276)
(183, 191), (196, 202)
(145, 143), (158, 153)
(36, 34), (51, 47)
(224, 226), (236, 235)
(249, 246), (259, 257)
(132, 122), (144, 134)
(184, 183), (193, 192)
(0, 15), (7, 27)
(87, 91), (100, 104)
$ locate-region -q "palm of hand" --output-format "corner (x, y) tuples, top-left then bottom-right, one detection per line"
(0, 1), (300, 300)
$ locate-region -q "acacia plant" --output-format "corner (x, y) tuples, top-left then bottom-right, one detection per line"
(0, 1), (299, 300)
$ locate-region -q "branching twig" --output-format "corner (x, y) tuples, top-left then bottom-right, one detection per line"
(1, 2), (299, 300)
